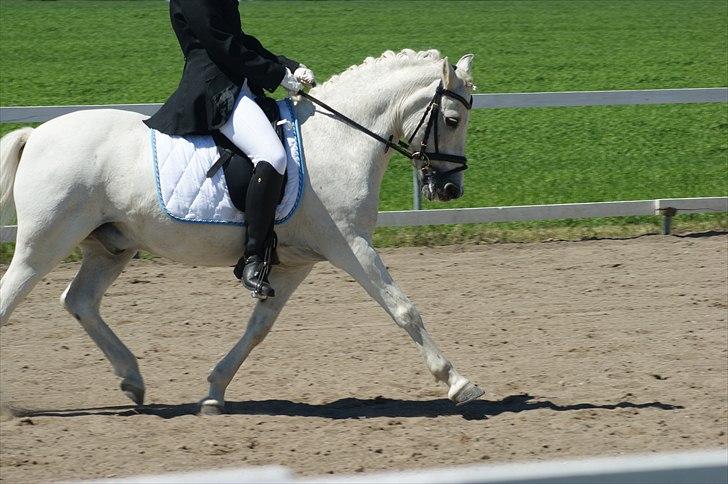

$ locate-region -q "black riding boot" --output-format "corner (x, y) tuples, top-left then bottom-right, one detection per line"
(233, 161), (285, 298)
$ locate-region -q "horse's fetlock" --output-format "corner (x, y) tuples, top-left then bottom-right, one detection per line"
(427, 354), (452, 383)
(250, 333), (268, 346)
(207, 368), (224, 384)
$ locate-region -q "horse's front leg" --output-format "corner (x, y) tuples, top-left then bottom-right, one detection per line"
(201, 263), (313, 415)
(328, 236), (484, 404)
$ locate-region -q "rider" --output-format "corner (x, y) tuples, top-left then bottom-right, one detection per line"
(145, 0), (315, 298)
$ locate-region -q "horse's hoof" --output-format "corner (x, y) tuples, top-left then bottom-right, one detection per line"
(199, 399), (224, 416)
(453, 382), (485, 406)
(120, 380), (145, 406)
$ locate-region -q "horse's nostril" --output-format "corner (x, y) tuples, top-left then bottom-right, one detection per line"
(444, 183), (461, 199)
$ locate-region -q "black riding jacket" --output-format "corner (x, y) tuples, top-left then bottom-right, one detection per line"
(144, 0), (300, 135)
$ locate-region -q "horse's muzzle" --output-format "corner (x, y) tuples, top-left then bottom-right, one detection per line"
(442, 182), (462, 201)
(422, 181), (463, 202)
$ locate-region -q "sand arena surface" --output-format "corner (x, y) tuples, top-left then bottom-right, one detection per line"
(1, 235), (726, 482)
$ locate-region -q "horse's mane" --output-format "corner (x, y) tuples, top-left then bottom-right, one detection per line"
(320, 49), (444, 90)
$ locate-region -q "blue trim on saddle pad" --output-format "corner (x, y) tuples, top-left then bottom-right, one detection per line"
(275, 98), (306, 225)
(149, 97), (306, 226)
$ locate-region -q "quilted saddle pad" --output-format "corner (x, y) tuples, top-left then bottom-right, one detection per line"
(150, 98), (305, 226)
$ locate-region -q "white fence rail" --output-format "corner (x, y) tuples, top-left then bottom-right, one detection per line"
(472, 87), (728, 109)
(0, 103), (161, 124)
(103, 449), (728, 484)
(1, 89), (725, 239)
(1, 197), (725, 244)
(376, 197), (728, 233)
(1, 88), (726, 123)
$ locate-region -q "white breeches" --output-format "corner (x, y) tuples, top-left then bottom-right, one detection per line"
(220, 82), (287, 175)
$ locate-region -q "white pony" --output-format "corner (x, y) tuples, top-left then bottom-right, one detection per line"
(0, 49), (484, 414)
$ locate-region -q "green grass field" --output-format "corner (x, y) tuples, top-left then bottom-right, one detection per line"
(0, 0), (726, 252)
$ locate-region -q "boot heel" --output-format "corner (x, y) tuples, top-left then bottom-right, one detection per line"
(239, 255), (276, 299)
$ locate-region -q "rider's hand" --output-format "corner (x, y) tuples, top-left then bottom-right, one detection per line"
(294, 65), (316, 87)
(280, 68), (302, 94)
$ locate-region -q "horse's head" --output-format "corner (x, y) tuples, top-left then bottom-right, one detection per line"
(404, 54), (475, 202)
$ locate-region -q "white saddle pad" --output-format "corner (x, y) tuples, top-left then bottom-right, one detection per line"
(150, 98), (305, 226)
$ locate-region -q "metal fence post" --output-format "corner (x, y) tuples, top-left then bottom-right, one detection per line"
(412, 167), (422, 210)
(659, 206), (677, 235)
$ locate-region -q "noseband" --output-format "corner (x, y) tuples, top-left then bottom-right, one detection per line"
(297, 82), (472, 178)
(403, 81), (472, 176)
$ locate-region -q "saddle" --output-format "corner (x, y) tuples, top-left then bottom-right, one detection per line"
(205, 95), (287, 211)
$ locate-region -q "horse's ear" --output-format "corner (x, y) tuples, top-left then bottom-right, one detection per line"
(455, 54), (475, 84)
(441, 57), (456, 89)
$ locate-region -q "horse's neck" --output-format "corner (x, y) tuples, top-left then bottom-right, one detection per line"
(300, 67), (433, 219)
(311, 78), (405, 164)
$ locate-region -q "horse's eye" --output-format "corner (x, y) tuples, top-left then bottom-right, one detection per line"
(445, 116), (460, 128)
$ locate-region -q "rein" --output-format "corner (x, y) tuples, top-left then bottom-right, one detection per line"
(297, 90), (414, 160)
(297, 82), (472, 175)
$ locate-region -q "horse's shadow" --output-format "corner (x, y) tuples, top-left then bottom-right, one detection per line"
(8, 394), (683, 421)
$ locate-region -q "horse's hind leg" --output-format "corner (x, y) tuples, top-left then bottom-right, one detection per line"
(201, 263), (313, 415)
(1, 222), (93, 325)
(60, 239), (144, 404)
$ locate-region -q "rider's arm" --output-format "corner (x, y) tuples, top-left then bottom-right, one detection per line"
(239, 33), (301, 73)
(178, 0), (286, 91)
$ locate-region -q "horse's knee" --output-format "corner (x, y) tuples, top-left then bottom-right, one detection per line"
(393, 303), (422, 330)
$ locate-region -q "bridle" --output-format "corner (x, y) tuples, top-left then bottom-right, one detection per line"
(401, 81), (472, 175)
(296, 81), (472, 179)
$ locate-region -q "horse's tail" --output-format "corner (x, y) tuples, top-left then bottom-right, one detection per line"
(0, 127), (34, 226)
